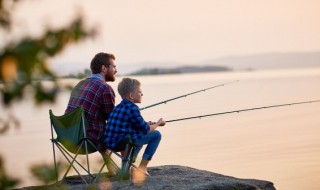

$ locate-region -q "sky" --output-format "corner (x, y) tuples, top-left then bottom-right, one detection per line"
(7, 0), (320, 75)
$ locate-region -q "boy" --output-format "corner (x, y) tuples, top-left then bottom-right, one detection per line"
(105, 78), (165, 181)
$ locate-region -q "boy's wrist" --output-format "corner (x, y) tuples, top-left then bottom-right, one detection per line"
(150, 124), (156, 131)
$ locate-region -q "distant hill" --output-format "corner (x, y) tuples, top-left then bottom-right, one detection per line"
(122, 51), (320, 75)
(129, 65), (231, 75)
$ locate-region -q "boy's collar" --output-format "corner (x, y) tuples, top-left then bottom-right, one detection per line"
(122, 98), (133, 103)
(122, 98), (136, 105)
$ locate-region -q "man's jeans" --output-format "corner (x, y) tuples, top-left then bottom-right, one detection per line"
(133, 130), (161, 161)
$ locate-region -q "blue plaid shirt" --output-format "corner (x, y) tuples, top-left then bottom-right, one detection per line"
(105, 99), (150, 149)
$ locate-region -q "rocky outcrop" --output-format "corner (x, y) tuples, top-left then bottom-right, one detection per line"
(19, 165), (276, 190)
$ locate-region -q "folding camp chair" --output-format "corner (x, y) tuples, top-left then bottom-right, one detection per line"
(49, 107), (138, 184)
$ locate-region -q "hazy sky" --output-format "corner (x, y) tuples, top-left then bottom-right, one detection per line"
(9, 0), (320, 74)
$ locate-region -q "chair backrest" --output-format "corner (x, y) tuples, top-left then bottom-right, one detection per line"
(49, 107), (93, 154)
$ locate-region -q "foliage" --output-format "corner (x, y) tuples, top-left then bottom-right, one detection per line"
(30, 162), (67, 185)
(0, 16), (95, 106)
(0, 156), (19, 190)
(0, 0), (95, 131)
(0, 0), (96, 188)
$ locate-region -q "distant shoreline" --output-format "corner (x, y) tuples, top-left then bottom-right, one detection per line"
(129, 65), (232, 76)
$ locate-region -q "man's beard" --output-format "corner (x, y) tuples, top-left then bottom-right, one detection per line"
(105, 73), (115, 82)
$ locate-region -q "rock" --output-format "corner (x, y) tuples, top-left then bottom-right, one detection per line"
(18, 165), (276, 190)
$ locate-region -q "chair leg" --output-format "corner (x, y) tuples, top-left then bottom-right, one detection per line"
(119, 144), (135, 179)
(92, 162), (106, 184)
(56, 143), (89, 184)
(51, 140), (58, 182)
(59, 144), (91, 175)
(105, 152), (120, 172)
(92, 152), (111, 183)
(84, 141), (91, 177)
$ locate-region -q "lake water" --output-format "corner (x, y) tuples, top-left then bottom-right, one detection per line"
(1, 68), (320, 189)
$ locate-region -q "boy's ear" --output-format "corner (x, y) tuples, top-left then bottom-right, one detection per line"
(128, 92), (133, 100)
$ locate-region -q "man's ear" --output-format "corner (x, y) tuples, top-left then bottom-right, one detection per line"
(102, 65), (107, 72)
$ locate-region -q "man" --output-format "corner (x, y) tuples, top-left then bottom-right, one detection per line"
(65, 52), (117, 152)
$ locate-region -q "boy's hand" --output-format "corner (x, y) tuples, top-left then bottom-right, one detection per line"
(156, 118), (166, 126)
(148, 121), (155, 125)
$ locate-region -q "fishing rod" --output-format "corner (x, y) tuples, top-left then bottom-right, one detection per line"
(139, 80), (239, 111)
(165, 100), (320, 123)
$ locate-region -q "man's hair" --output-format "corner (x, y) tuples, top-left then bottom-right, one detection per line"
(118, 78), (141, 99)
(90, 52), (115, 74)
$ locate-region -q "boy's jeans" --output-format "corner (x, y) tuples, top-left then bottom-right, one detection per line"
(133, 130), (161, 161)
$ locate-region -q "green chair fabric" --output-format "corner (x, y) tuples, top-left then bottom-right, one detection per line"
(50, 107), (96, 154)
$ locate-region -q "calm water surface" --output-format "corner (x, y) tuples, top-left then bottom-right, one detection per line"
(1, 68), (320, 190)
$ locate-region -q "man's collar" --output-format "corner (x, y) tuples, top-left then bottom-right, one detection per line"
(89, 74), (104, 81)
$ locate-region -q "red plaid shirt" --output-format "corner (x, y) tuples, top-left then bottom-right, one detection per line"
(65, 74), (115, 151)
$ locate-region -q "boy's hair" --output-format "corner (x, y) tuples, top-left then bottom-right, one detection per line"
(90, 52), (115, 74)
(118, 78), (141, 99)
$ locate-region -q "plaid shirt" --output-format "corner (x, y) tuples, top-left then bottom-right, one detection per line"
(65, 74), (115, 151)
(105, 99), (150, 149)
